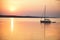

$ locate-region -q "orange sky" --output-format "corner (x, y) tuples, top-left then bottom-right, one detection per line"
(0, 0), (60, 17)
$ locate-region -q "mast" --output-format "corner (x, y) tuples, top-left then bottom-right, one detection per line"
(44, 5), (46, 20)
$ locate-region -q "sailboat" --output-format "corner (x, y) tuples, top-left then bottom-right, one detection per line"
(40, 19), (51, 23)
(40, 5), (51, 23)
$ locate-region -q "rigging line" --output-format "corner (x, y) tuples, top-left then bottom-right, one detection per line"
(44, 5), (46, 40)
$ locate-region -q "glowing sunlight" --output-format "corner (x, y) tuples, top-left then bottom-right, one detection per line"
(9, 6), (16, 12)
(11, 18), (14, 32)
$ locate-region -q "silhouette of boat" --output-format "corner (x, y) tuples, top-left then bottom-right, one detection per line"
(41, 19), (51, 23)
(40, 5), (53, 23)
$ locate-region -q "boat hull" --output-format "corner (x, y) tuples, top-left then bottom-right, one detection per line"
(40, 21), (51, 23)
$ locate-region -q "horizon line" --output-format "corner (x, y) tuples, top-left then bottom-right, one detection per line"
(0, 15), (60, 18)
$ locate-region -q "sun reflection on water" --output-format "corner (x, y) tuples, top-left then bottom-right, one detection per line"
(11, 18), (14, 32)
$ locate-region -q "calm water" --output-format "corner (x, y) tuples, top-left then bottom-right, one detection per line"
(0, 18), (60, 40)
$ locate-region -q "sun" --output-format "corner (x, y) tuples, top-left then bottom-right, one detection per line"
(9, 6), (16, 12)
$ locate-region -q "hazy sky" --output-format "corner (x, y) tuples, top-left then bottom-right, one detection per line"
(0, 0), (60, 17)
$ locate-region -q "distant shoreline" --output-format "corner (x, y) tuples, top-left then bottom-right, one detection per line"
(0, 15), (60, 18)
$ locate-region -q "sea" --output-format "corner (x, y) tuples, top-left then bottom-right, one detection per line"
(0, 18), (60, 40)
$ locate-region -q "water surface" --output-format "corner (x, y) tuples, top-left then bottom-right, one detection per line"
(0, 18), (60, 40)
